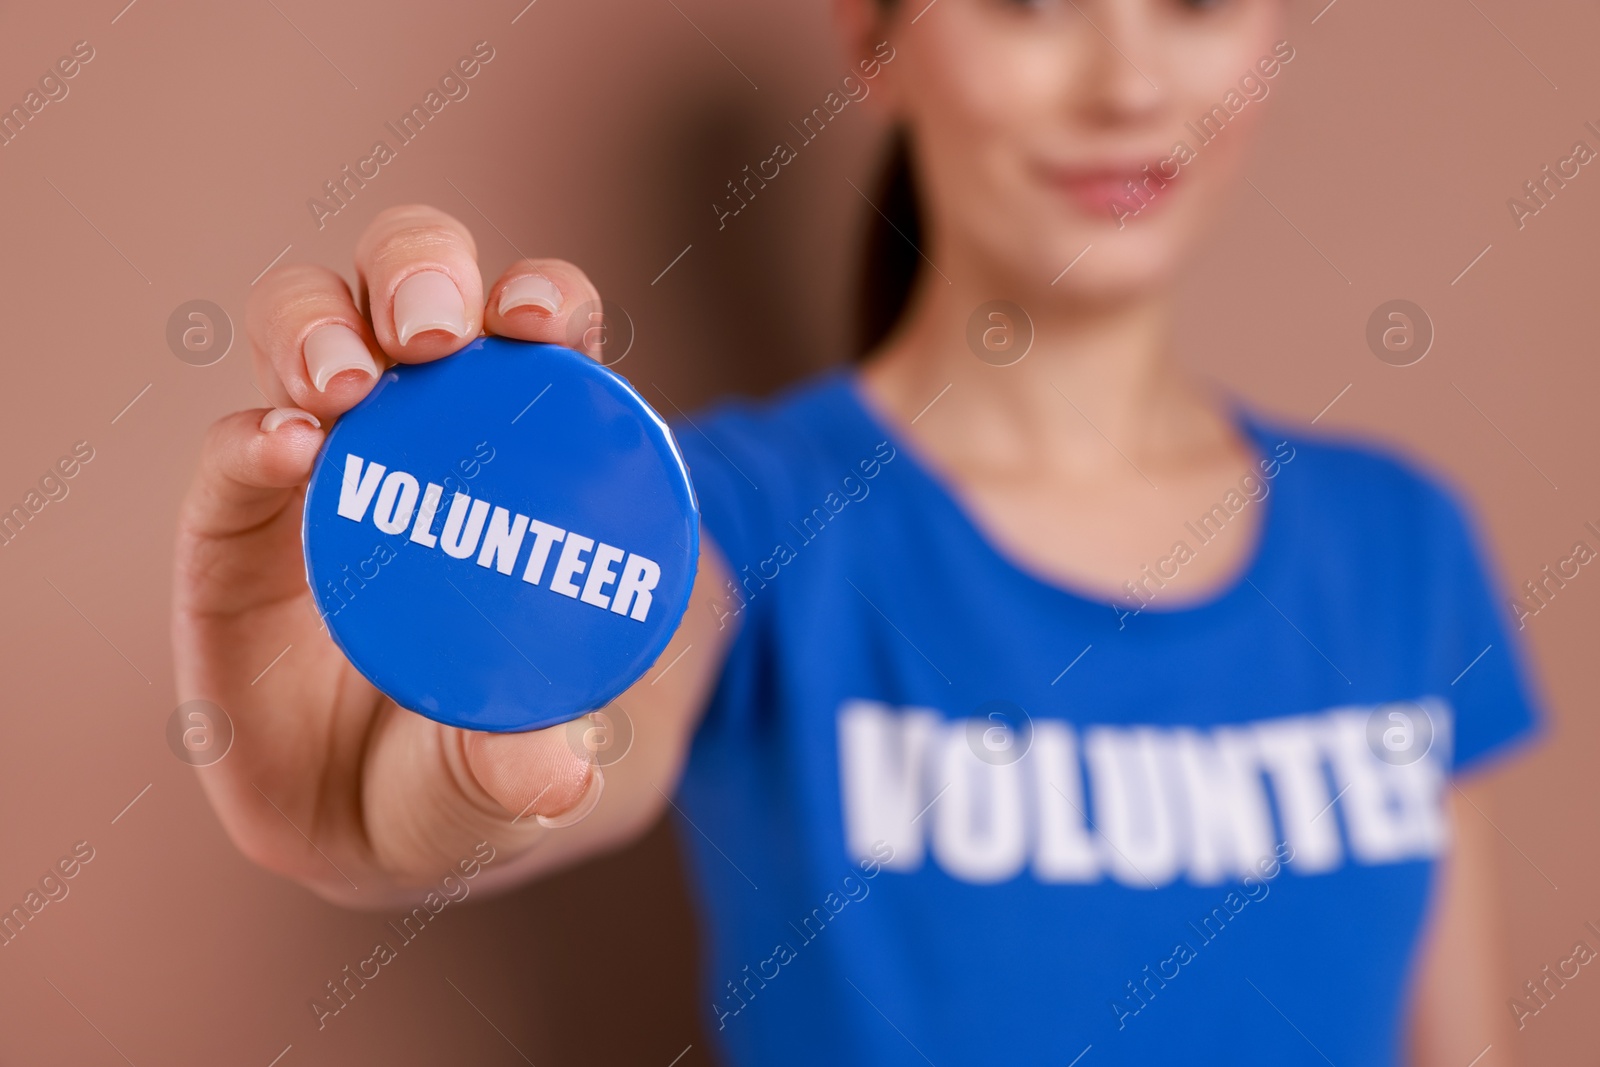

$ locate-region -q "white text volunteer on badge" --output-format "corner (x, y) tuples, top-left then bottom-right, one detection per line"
(333, 454), (663, 622)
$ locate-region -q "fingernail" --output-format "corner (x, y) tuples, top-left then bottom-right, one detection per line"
(260, 408), (321, 433)
(304, 323), (379, 392)
(536, 766), (604, 829)
(498, 275), (562, 317)
(393, 270), (468, 346)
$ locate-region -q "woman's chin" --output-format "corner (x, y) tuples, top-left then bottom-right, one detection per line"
(1027, 238), (1187, 307)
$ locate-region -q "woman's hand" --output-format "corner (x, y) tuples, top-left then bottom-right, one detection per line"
(172, 204), (732, 907)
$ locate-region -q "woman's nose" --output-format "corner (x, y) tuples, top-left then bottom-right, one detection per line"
(1068, 0), (1168, 125)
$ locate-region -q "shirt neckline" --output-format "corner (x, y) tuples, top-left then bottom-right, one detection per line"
(831, 369), (1286, 622)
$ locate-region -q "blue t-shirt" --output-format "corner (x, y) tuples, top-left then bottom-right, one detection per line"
(667, 371), (1540, 1066)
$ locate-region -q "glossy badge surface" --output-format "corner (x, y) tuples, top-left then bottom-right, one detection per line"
(303, 337), (699, 733)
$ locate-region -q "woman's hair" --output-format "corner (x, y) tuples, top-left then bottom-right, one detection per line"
(854, 129), (923, 359)
(853, 0), (920, 359)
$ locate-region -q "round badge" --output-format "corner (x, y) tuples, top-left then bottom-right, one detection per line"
(302, 337), (699, 733)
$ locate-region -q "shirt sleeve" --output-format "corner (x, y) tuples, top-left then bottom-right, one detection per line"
(673, 401), (783, 592)
(1422, 480), (1545, 774)
(669, 401), (793, 738)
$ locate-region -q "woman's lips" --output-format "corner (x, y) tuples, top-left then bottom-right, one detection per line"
(1047, 163), (1179, 221)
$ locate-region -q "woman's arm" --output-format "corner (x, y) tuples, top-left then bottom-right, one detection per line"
(1407, 776), (1518, 1066)
(173, 204), (737, 909)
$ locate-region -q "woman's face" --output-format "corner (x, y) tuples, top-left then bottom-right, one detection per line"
(870, 0), (1288, 303)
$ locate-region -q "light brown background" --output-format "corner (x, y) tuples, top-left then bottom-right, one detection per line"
(0, 0), (1595, 1063)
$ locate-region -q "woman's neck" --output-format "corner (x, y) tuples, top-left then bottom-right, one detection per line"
(861, 266), (1230, 482)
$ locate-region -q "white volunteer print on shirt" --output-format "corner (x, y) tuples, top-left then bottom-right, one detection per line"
(837, 699), (1451, 886)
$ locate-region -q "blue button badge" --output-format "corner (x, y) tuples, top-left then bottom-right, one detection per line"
(302, 337), (699, 733)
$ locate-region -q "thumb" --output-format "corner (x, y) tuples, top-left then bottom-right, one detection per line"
(460, 723), (603, 829)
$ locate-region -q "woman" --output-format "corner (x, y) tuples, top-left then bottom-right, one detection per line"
(173, 0), (1539, 1062)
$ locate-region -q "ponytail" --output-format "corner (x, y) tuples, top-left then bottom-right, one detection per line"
(854, 130), (923, 359)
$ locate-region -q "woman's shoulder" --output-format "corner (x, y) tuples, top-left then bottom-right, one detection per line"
(669, 368), (882, 565)
(673, 369), (860, 456)
(1241, 405), (1484, 550)
(671, 369), (886, 483)
(1247, 407), (1465, 505)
